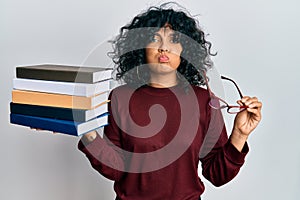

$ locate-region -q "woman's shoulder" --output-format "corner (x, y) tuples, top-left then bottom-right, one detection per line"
(109, 83), (137, 96)
(191, 85), (209, 96)
(189, 84), (210, 103)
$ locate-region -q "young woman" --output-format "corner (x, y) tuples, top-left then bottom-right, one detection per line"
(79, 3), (262, 200)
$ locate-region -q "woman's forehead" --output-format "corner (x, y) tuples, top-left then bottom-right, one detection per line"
(155, 25), (175, 36)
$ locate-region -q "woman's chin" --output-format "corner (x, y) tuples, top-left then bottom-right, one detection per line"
(149, 63), (177, 74)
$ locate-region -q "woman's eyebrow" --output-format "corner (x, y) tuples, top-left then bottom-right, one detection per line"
(154, 31), (175, 37)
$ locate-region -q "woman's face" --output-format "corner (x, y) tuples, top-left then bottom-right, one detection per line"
(145, 26), (183, 75)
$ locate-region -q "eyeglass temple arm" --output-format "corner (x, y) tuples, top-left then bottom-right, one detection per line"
(220, 75), (244, 98)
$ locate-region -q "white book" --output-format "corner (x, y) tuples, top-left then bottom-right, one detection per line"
(13, 78), (112, 97)
(82, 103), (108, 121)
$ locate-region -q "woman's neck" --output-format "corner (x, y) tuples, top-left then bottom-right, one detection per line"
(148, 72), (178, 88)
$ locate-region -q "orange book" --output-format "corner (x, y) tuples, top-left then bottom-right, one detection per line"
(12, 89), (109, 109)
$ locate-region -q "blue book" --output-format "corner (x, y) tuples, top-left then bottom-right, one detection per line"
(10, 113), (109, 136)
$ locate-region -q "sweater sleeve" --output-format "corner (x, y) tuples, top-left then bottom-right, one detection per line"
(78, 97), (126, 181)
(200, 107), (249, 187)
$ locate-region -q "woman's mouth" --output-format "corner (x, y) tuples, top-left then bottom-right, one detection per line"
(158, 55), (169, 63)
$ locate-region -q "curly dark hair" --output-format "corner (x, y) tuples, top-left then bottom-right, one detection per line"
(109, 2), (215, 87)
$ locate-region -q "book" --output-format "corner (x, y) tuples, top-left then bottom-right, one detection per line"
(12, 89), (109, 109)
(16, 64), (113, 83)
(10, 102), (108, 122)
(13, 78), (112, 97)
(10, 113), (109, 136)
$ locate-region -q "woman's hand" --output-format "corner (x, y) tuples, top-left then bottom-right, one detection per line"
(30, 127), (58, 134)
(81, 130), (98, 144)
(30, 128), (98, 143)
(230, 96), (262, 151)
(234, 96), (262, 136)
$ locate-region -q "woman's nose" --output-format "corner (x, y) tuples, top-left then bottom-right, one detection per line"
(158, 41), (169, 53)
(158, 48), (169, 53)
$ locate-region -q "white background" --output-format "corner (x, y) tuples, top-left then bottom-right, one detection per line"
(1, 0), (299, 199)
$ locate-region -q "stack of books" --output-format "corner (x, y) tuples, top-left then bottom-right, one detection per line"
(10, 64), (113, 136)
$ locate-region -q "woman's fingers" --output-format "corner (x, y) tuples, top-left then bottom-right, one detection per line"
(238, 96), (262, 109)
(30, 127), (57, 134)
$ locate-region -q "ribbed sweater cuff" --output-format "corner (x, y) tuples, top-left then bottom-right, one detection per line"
(224, 141), (249, 165)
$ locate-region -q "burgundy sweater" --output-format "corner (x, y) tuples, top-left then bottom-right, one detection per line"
(78, 84), (248, 200)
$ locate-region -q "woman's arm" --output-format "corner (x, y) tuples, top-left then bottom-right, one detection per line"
(78, 128), (125, 181)
(200, 96), (262, 186)
(78, 95), (126, 181)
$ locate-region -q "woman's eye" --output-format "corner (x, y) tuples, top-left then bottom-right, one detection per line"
(170, 34), (180, 43)
(150, 35), (161, 43)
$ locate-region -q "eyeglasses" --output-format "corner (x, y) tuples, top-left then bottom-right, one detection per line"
(204, 73), (248, 114)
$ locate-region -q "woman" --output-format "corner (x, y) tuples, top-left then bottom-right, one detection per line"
(79, 3), (262, 200)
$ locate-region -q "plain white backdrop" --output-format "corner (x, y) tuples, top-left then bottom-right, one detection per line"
(1, 0), (299, 199)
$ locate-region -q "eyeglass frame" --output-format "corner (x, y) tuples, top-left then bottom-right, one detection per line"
(203, 72), (248, 114)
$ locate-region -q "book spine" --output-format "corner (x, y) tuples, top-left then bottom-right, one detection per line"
(13, 78), (111, 97)
(10, 103), (87, 122)
(10, 113), (109, 136)
(10, 113), (78, 136)
(10, 102), (108, 122)
(16, 68), (93, 83)
(12, 90), (104, 109)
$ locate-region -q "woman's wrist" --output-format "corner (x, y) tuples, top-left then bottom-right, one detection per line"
(230, 128), (249, 152)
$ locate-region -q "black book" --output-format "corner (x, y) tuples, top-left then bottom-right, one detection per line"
(16, 64), (113, 83)
(10, 102), (108, 122)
